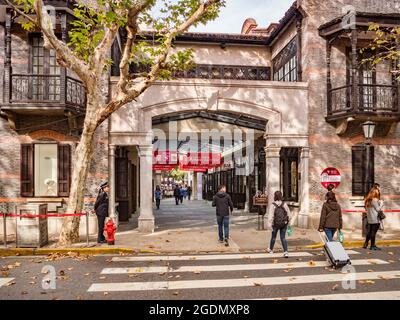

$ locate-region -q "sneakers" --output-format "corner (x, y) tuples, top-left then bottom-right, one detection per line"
(370, 246), (381, 251)
(224, 239), (229, 247)
(218, 239), (224, 243)
(283, 252), (289, 258)
(267, 248), (274, 254)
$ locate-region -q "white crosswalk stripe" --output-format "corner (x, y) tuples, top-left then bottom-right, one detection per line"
(0, 278), (15, 288)
(111, 250), (360, 262)
(87, 249), (400, 299)
(88, 270), (400, 292)
(101, 259), (388, 275)
(257, 291), (400, 300)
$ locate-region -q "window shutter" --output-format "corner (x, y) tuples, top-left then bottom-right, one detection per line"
(21, 144), (34, 197)
(58, 144), (71, 197)
(352, 145), (366, 196)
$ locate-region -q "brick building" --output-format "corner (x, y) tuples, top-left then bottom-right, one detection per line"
(0, 0), (399, 237)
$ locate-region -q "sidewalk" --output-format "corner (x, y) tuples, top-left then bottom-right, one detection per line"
(1, 199), (400, 255)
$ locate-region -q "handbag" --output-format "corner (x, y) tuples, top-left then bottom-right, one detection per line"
(378, 210), (386, 221)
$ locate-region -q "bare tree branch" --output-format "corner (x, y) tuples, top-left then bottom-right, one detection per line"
(33, 0), (92, 87)
(99, 0), (221, 123)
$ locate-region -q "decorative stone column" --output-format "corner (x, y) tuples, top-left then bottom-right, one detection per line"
(138, 145), (155, 233)
(298, 147), (310, 229)
(192, 172), (198, 200)
(108, 145), (118, 225)
(265, 146), (281, 212)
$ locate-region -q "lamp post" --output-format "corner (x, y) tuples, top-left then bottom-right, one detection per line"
(362, 120), (376, 194)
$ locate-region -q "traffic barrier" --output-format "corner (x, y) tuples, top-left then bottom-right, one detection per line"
(1, 212), (90, 248)
(343, 210), (400, 213)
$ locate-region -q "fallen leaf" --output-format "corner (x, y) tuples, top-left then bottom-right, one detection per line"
(165, 240), (170, 243)
(21, 291), (28, 295)
(365, 280), (375, 284)
(368, 260), (378, 265)
(76, 295), (83, 300)
(2, 271), (9, 277)
(99, 276), (106, 280)
(103, 292), (109, 296)
(289, 277), (296, 281)
(30, 276), (37, 280)
(24, 270), (29, 274)
(67, 267), (74, 271)
(189, 257), (196, 260)
(29, 281), (36, 285)
(253, 282), (263, 287)
(128, 274), (138, 278)
(84, 273), (90, 276)
(6, 281), (16, 286)
(388, 252), (394, 256)
(173, 291), (179, 296)
(388, 260), (395, 263)
(273, 259), (278, 264)
(283, 269), (293, 273)
(368, 269), (374, 272)
(331, 284), (339, 291)
(378, 275), (393, 280)
(59, 270), (65, 276)
(193, 271), (201, 274)
(243, 275), (249, 278)
(175, 275), (181, 278)
(159, 272), (166, 276)
(308, 260), (316, 267)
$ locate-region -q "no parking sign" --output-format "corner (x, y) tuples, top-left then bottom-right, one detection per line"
(320, 167), (341, 189)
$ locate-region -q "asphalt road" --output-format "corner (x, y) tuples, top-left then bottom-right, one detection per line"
(1, 246), (400, 300)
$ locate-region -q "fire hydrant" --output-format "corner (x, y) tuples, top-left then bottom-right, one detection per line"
(104, 219), (116, 245)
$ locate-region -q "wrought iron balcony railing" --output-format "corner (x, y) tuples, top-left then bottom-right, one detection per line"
(7, 74), (86, 111)
(327, 84), (400, 120)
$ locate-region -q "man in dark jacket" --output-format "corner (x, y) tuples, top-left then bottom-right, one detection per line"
(212, 185), (234, 246)
(94, 181), (109, 243)
(173, 185), (180, 205)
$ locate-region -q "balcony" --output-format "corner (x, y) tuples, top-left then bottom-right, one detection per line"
(327, 84), (400, 123)
(1, 74), (86, 114)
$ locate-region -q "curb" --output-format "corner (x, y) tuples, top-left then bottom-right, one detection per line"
(304, 240), (400, 249)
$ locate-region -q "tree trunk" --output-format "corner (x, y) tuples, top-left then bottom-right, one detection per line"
(58, 122), (96, 245)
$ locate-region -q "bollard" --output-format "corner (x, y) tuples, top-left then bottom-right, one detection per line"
(85, 211), (89, 247)
(3, 212), (7, 248)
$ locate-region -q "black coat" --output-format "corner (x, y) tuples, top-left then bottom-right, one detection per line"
(94, 191), (109, 217)
(212, 192), (234, 216)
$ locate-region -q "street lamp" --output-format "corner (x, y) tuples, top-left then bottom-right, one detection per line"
(361, 120), (376, 194)
(362, 120), (376, 144)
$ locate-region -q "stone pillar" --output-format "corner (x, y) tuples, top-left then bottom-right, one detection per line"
(192, 173), (198, 200)
(265, 146), (281, 212)
(138, 145), (154, 233)
(298, 147), (310, 229)
(108, 145), (118, 225)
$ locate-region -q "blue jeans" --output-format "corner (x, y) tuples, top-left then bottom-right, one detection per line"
(217, 216), (229, 240)
(269, 226), (288, 252)
(325, 228), (337, 242)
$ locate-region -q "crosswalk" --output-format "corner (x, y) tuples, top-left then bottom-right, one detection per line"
(87, 250), (400, 299)
(0, 278), (14, 288)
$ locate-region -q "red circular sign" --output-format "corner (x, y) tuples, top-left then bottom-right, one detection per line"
(320, 167), (341, 189)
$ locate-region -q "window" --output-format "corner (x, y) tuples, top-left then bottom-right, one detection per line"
(30, 35), (61, 101)
(280, 148), (299, 202)
(20, 143), (71, 197)
(352, 145), (374, 196)
(273, 38), (298, 82)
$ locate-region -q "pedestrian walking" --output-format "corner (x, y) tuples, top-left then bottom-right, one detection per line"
(267, 191), (292, 258)
(173, 185), (180, 205)
(179, 185), (184, 204)
(364, 188), (384, 250)
(363, 183), (381, 237)
(212, 185), (234, 247)
(187, 185), (192, 201)
(154, 185), (162, 210)
(318, 191), (343, 242)
(94, 181), (109, 244)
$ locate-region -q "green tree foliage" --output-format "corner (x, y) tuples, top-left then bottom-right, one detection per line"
(362, 24), (400, 80)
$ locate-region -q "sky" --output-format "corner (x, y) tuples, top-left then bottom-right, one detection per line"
(191, 0), (295, 33)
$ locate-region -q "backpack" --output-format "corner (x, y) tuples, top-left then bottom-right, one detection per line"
(273, 203), (289, 229)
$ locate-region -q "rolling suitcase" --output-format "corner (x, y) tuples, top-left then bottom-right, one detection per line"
(323, 235), (351, 269)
